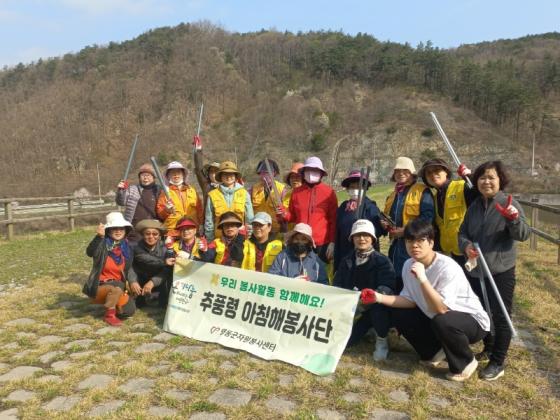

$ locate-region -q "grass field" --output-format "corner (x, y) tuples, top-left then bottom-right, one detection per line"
(0, 205), (559, 418)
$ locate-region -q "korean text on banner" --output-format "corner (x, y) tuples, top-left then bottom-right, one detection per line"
(163, 260), (359, 375)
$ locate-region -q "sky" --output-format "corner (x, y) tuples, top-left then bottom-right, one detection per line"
(0, 0), (558, 67)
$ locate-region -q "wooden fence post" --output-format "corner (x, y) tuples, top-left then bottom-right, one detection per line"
(67, 199), (75, 232)
(530, 207), (539, 250)
(4, 202), (14, 240)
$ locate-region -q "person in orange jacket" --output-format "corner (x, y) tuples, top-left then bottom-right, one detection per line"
(156, 161), (202, 238)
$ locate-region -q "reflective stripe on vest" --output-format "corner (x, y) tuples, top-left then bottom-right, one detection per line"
(245, 239), (283, 272)
(384, 183), (427, 227)
(434, 180), (466, 256)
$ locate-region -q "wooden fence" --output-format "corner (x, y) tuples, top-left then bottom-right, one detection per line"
(0, 195), (118, 240)
(518, 199), (560, 264)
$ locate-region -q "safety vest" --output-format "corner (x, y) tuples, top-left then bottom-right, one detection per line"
(208, 188), (247, 237)
(384, 183), (428, 227)
(251, 181), (289, 233)
(433, 180), (467, 256)
(213, 238), (252, 269)
(172, 237), (202, 260)
(245, 239), (283, 272)
(162, 185), (199, 234)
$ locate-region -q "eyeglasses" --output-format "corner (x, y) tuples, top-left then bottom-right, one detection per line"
(405, 237), (429, 245)
(143, 232), (160, 237)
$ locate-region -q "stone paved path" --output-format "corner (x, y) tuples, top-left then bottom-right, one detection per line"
(0, 279), (553, 419)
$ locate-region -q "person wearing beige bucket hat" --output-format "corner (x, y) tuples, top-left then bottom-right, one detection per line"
(268, 223), (328, 284)
(116, 163), (162, 243)
(205, 161), (254, 241)
(382, 157), (434, 292)
(83, 212), (136, 326)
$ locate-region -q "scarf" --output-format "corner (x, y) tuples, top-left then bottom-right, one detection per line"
(345, 200), (358, 212)
(395, 182), (407, 194)
(105, 238), (130, 265)
(355, 247), (375, 266)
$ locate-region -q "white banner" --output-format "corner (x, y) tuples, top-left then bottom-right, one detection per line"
(163, 260), (359, 375)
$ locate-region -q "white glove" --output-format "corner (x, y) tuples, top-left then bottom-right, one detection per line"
(177, 250), (190, 260)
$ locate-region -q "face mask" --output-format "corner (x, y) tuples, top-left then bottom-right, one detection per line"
(347, 189), (360, 201)
(290, 242), (311, 255)
(169, 177), (184, 186)
(304, 170), (322, 184)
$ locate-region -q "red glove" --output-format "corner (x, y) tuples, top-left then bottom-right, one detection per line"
(465, 244), (479, 259)
(117, 180), (129, 190)
(360, 288), (376, 305)
(193, 135), (202, 151)
(239, 225), (248, 237)
(164, 236), (175, 249)
(198, 237), (208, 252)
(495, 195), (519, 221)
(457, 164), (471, 178)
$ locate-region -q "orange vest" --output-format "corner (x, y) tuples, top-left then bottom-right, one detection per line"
(158, 185), (200, 236)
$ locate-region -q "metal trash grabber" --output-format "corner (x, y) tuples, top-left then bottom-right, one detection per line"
(357, 166), (371, 219)
(477, 264), (495, 336)
(264, 158), (287, 233)
(150, 156), (172, 202)
(429, 112), (473, 188)
(474, 243), (517, 337)
(123, 134), (139, 181)
(354, 168), (366, 218)
(196, 103), (204, 137)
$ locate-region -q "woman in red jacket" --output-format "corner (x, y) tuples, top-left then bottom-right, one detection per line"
(276, 156), (337, 263)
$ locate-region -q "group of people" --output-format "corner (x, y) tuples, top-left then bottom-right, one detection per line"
(84, 137), (529, 382)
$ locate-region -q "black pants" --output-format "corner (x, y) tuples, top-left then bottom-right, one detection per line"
(347, 305), (391, 346)
(468, 267), (515, 365)
(392, 307), (487, 373)
(315, 244), (329, 264)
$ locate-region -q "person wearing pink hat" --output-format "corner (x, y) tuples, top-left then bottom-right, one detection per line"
(276, 157), (338, 264)
(268, 223), (328, 284)
(334, 169), (387, 271)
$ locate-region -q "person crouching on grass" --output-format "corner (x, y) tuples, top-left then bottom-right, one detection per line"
(130, 219), (175, 308)
(84, 212), (136, 326)
(368, 219), (490, 381)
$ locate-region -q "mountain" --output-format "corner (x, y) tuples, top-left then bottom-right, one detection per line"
(0, 22), (559, 197)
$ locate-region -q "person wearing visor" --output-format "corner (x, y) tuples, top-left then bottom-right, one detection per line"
(268, 223), (328, 284)
(275, 157), (337, 264)
(173, 217), (207, 261)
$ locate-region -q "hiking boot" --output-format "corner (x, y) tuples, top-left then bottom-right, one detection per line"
(419, 348), (446, 368)
(479, 361), (504, 381)
(104, 308), (122, 327)
(446, 358), (478, 382)
(373, 337), (389, 361)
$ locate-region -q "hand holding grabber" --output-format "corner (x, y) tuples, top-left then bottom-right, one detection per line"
(118, 134), (139, 189)
(430, 112), (473, 188)
(192, 103), (204, 151)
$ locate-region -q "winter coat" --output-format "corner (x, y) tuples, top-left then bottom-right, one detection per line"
(284, 182), (338, 247)
(334, 196), (386, 271)
(115, 183), (160, 223)
(204, 183), (254, 240)
(84, 235), (135, 298)
(268, 248), (328, 284)
(458, 191), (530, 275)
(333, 250), (396, 293)
(132, 240), (173, 287)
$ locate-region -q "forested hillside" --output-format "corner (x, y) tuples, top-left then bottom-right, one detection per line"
(0, 22), (559, 197)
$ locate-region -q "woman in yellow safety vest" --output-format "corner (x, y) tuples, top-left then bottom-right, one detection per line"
(204, 161), (254, 241)
(418, 158), (477, 267)
(250, 159), (290, 234)
(382, 157), (434, 292)
(246, 212), (284, 272)
(200, 212), (252, 268)
(172, 217), (207, 261)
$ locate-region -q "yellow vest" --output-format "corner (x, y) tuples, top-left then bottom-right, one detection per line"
(208, 188), (247, 238)
(213, 238), (252, 269)
(172, 237), (202, 260)
(245, 239), (283, 272)
(433, 180), (466, 256)
(164, 185), (199, 233)
(251, 181), (289, 233)
(384, 183), (428, 227)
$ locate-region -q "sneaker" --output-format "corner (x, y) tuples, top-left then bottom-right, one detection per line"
(373, 337), (389, 361)
(419, 348), (446, 368)
(446, 358), (478, 382)
(479, 361), (504, 381)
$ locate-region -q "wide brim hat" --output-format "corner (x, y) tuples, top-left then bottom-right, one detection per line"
(216, 161), (242, 180)
(349, 219), (377, 241)
(165, 161), (188, 178)
(300, 156), (327, 176)
(284, 223), (316, 248)
(390, 157), (416, 182)
(418, 158), (451, 185)
(176, 217), (198, 231)
(203, 162), (220, 177)
(104, 212), (132, 233)
(135, 219), (167, 234)
(284, 162), (304, 185)
(341, 169), (372, 188)
(217, 212), (243, 228)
